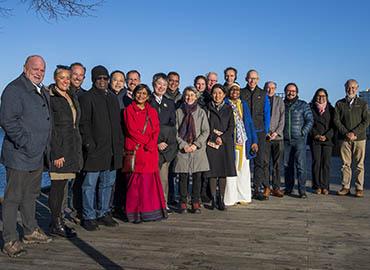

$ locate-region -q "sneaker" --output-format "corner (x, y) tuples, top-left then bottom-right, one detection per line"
(2, 240), (27, 258)
(97, 213), (119, 227)
(355, 190), (364, 198)
(23, 228), (52, 244)
(81, 219), (100, 231)
(337, 187), (350, 196)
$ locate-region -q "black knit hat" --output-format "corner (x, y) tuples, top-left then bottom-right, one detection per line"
(91, 65), (109, 82)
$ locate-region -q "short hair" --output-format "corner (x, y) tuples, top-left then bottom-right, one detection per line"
(110, 70), (125, 80)
(246, 69), (259, 79)
(211, 83), (227, 95)
(53, 65), (71, 79)
(263, 81), (277, 91)
(183, 86), (198, 96)
(224, 67), (238, 80)
(152, 73), (168, 89)
(70, 62), (86, 73)
(133, 83), (151, 98)
(344, 79), (359, 89)
(206, 71), (218, 79)
(24, 55), (46, 67)
(127, 70), (141, 79)
(167, 71), (180, 78)
(311, 88), (329, 104)
(284, 82), (299, 93)
(193, 75), (207, 87)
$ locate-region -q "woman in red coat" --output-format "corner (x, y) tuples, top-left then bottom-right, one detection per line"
(123, 84), (167, 223)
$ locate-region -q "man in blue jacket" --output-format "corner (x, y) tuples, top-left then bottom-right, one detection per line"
(283, 83), (313, 198)
(0, 55), (52, 257)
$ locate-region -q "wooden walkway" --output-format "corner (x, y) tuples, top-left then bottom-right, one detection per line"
(0, 146), (369, 269)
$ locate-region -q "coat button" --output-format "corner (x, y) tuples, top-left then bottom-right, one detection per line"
(43, 104), (46, 107)
(47, 117), (50, 120)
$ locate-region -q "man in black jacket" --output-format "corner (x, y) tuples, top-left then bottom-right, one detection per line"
(70, 62), (87, 97)
(240, 70), (271, 200)
(79, 65), (124, 231)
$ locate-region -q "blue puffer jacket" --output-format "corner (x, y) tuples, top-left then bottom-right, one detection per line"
(283, 98), (313, 141)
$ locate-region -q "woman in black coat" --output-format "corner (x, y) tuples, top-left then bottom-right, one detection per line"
(309, 88), (335, 195)
(149, 73), (177, 209)
(205, 84), (236, 210)
(48, 65), (83, 238)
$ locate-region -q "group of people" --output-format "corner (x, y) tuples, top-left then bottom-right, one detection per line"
(0, 55), (368, 258)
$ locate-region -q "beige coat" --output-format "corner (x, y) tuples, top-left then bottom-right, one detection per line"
(173, 105), (210, 173)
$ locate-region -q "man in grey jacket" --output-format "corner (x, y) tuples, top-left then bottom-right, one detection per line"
(0, 55), (52, 257)
(265, 81), (285, 197)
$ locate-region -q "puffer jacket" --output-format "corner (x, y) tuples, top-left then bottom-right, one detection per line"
(284, 98), (313, 141)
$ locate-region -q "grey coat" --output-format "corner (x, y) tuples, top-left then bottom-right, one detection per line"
(269, 95), (285, 140)
(173, 105), (210, 173)
(0, 73), (51, 171)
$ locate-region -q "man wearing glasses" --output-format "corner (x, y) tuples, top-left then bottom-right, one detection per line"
(79, 65), (124, 231)
(165, 71), (182, 108)
(240, 69), (271, 200)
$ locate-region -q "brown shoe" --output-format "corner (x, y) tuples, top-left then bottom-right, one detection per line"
(192, 202), (201, 214)
(313, 188), (322, 194)
(271, 188), (284, 198)
(263, 186), (271, 200)
(322, 189), (329, 195)
(2, 240), (27, 258)
(337, 187), (350, 196)
(355, 190), (364, 198)
(23, 228), (52, 244)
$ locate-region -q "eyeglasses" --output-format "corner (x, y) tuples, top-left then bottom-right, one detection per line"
(96, 76), (109, 81)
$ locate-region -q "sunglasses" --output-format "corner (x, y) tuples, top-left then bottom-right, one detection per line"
(96, 76), (109, 81)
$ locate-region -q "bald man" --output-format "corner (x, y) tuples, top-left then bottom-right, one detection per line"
(0, 55), (52, 257)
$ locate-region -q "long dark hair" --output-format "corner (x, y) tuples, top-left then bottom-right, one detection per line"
(311, 88), (329, 104)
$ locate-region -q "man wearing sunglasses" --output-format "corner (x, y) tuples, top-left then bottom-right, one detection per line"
(78, 65), (124, 231)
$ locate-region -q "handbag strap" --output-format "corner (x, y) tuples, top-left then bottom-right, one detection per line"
(134, 110), (149, 151)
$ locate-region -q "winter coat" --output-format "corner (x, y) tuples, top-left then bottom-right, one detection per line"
(173, 104), (210, 173)
(240, 85), (271, 133)
(269, 95), (285, 140)
(123, 102), (160, 173)
(0, 73), (51, 171)
(204, 102), (236, 178)
(284, 98), (313, 142)
(164, 89), (182, 108)
(309, 103), (335, 146)
(49, 85), (83, 173)
(334, 97), (368, 141)
(79, 87), (124, 171)
(149, 95), (177, 166)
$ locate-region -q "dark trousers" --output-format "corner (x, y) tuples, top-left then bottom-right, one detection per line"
(209, 177), (226, 197)
(49, 180), (68, 222)
(113, 170), (126, 211)
(2, 167), (42, 243)
(253, 132), (270, 189)
(179, 172), (201, 203)
(284, 141), (307, 194)
(267, 140), (283, 189)
(310, 144), (332, 190)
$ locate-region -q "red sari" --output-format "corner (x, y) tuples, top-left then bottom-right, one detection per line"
(123, 102), (167, 222)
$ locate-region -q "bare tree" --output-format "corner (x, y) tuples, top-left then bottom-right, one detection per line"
(1, 0), (103, 21)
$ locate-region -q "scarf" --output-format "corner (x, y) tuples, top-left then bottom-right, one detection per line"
(178, 102), (197, 143)
(230, 99), (247, 145)
(315, 101), (327, 115)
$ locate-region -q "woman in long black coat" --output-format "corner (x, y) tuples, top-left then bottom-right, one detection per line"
(48, 65), (83, 238)
(309, 88), (335, 195)
(205, 84), (236, 210)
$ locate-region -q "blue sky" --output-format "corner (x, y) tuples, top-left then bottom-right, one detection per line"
(0, 0), (369, 102)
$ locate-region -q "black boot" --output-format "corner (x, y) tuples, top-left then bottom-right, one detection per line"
(218, 194), (226, 211)
(211, 195), (217, 210)
(50, 217), (77, 238)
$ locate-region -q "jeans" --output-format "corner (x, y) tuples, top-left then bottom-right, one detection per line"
(82, 170), (116, 220)
(284, 140), (307, 194)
